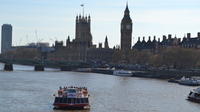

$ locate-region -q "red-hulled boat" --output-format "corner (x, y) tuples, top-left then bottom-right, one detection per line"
(53, 86), (90, 110)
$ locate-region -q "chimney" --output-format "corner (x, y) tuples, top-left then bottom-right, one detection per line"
(99, 43), (102, 48)
(168, 34), (172, 39)
(142, 37), (145, 42)
(187, 33), (191, 38)
(163, 35), (167, 40)
(178, 38), (181, 42)
(138, 37), (141, 42)
(158, 38), (160, 42)
(153, 36), (156, 40)
(198, 32), (200, 38)
(148, 36), (151, 41)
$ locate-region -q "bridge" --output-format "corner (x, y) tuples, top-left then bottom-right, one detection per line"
(0, 58), (91, 71)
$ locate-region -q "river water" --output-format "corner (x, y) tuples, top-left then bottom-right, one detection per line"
(0, 63), (200, 112)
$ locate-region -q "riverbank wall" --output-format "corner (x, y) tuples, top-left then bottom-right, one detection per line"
(132, 70), (200, 79)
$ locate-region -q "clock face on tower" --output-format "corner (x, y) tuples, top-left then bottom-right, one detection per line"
(126, 24), (131, 30)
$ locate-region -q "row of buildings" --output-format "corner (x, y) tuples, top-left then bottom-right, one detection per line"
(133, 32), (200, 50)
(1, 3), (200, 63)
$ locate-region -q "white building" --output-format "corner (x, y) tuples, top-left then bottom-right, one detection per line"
(1, 24), (12, 53)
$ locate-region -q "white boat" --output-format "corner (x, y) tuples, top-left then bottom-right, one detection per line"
(178, 76), (200, 86)
(113, 70), (132, 77)
(188, 87), (200, 103)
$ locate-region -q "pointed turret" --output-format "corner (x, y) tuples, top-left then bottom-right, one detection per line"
(153, 36), (156, 40)
(125, 2), (130, 16)
(88, 15), (91, 23)
(148, 36), (151, 42)
(79, 14), (81, 19)
(104, 36), (109, 49)
(76, 15), (79, 24)
(163, 35), (167, 40)
(138, 37), (141, 42)
(122, 3), (132, 23)
(85, 16), (88, 21)
(153, 36), (157, 43)
(67, 36), (70, 41)
(198, 32), (200, 38)
(158, 38), (161, 42)
(175, 34), (177, 39)
(66, 36), (70, 47)
(142, 37), (146, 42)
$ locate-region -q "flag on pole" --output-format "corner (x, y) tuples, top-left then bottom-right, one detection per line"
(80, 4), (85, 16)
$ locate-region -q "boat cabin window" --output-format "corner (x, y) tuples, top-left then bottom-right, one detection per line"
(67, 98), (71, 104)
(77, 98), (80, 104)
(194, 93), (200, 97)
(59, 98), (63, 103)
(85, 98), (89, 103)
(54, 97), (59, 103)
(72, 98), (76, 104)
(80, 98), (84, 103)
(67, 89), (76, 93)
(63, 98), (67, 103)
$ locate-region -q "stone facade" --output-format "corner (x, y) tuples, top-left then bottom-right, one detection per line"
(181, 33), (200, 48)
(51, 4), (135, 63)
(52, 15), (113, 62)
(133, 32), (200, 51)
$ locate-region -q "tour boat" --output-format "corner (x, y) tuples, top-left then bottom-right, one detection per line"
(187, 87), (200, 103)
(113, 70), (133, 77)
(53, 86), (90, 110)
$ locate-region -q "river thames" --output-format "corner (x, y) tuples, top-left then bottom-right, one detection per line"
(0, 63), (200, 112)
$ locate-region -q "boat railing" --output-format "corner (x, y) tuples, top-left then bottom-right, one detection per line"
(54, 97), (89, 104)
(54, 87), (89, 98)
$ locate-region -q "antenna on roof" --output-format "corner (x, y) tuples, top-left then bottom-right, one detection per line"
(19, 38), (22, 46)
(35, 30), (38, 43)
(25, 34), (29, 45)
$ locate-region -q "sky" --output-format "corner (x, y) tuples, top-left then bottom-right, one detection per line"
(0, 0), (200, 48)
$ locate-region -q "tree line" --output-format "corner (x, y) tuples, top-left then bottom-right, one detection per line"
(112, 47), (200, 69)
(1, 47), (200, 70)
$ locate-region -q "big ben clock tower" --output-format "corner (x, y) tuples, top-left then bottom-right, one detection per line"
(121, 3), (132, 51)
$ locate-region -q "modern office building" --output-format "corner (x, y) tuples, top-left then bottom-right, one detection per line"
(1, 24), (12, 53)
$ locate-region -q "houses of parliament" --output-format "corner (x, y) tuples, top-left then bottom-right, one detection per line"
(51, 4), (133, 62)
(52, 3), (200, 62)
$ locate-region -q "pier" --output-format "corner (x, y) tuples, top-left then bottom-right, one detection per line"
(4, 63), (13, 71)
